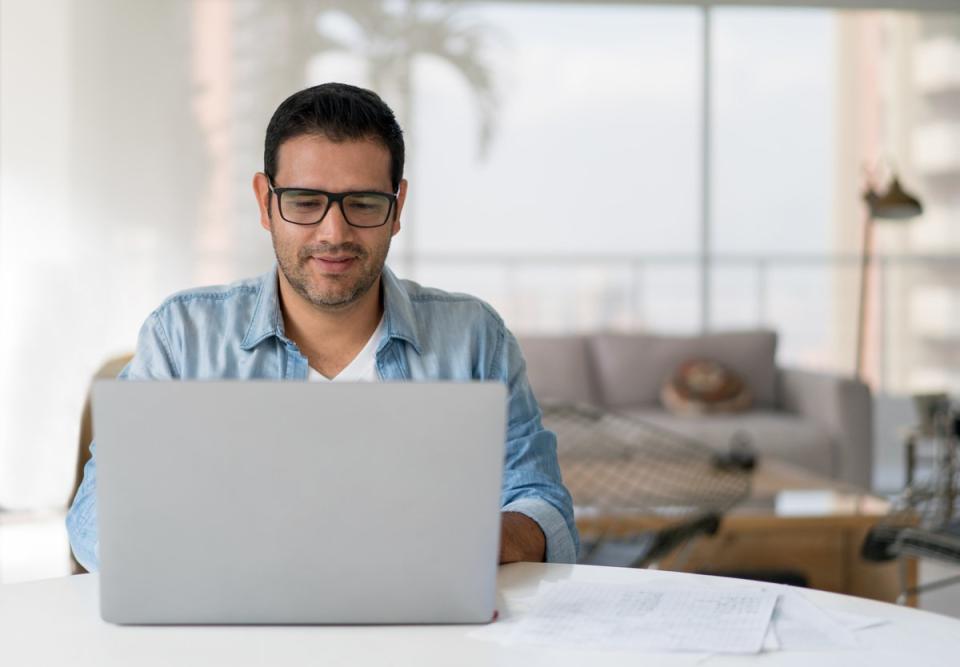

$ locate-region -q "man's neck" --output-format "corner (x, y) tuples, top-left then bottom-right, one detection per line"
(277, 273), (384, 378)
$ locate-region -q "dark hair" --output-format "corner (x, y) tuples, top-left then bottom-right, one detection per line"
(264, 82), (405, 191)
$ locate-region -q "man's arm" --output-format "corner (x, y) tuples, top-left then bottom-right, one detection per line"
(499, 511), (546, 563)
(494, 328), (579, 563)
(66, 443), (100, 571)
(66, 311), (180, 572)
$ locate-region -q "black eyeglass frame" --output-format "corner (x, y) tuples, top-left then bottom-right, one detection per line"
(267, 178), (399, 228)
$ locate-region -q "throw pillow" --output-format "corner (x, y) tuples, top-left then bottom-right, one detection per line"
(661, 359), (752, 416)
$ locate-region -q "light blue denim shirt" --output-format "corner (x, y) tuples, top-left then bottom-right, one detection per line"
(66, 265), (579, 571)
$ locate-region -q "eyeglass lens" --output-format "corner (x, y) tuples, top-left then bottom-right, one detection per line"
(280, 190), (391, 227)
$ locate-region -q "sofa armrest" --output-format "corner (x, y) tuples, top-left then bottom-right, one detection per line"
(778, 367), (873, 489)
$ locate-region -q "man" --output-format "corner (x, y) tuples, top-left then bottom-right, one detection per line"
(67, 82), (578, 572)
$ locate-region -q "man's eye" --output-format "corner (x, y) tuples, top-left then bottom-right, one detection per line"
(347, 196), (386, 211)
(291, 198), (323, 208)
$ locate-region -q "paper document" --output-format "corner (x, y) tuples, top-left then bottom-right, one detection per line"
(471, 578), (888, 656)
(826, 607), (888, 632)
(769, 590), (860, 650)
(505, 581), (778, 654)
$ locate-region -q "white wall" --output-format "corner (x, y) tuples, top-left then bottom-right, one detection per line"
(0, 0), (77, 507)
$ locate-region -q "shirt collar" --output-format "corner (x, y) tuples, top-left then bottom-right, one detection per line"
(240, 266), (288, 350)
(379, 264), (422, 355)
(240, 264), (422, 355)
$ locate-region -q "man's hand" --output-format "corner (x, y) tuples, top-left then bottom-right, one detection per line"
(499, 511), (546, 564)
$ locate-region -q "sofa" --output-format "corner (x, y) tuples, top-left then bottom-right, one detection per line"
(518, 330), (873, 489)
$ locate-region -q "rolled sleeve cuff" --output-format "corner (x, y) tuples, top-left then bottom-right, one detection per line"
(502, 497), (577, 564)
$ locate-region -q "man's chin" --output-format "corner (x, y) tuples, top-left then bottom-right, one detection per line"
(305, 277), (375, 310)
(304, 287), (362, 310)
(281, 258), (382, 311)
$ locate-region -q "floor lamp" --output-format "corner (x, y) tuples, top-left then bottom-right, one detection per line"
(856, 175), (924, 381)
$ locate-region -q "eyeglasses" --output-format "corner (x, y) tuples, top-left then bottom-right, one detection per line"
(268, 180), (398, 228)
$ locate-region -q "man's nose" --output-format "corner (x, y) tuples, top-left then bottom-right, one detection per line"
(313, 200), (353, 243)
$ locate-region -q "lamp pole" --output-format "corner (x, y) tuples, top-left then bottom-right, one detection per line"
(855, 209), (875, 379)
(855, 176), (923, 383)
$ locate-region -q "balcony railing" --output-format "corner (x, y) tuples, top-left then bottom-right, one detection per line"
(405, 252), (960, 393)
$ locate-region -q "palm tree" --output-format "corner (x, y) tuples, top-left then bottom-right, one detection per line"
(310, 0), (498, 158)
(237, 0), (500, 275)
(310, 0), (500, 276)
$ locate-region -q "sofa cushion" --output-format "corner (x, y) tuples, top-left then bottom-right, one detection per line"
(621, 408), (834, 479)
(589, 330), (779, 409)
(518, 335), (600, 406)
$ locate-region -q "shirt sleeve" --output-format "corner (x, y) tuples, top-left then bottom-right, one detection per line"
(65, 441), (101, 572)
(65, 311), (179, 572)
(493, 328), (579, 563)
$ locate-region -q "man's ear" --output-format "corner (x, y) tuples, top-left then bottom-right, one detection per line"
(253, 172), (272, 232)
(391, 178), (408, 237)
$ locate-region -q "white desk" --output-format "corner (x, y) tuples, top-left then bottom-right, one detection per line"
(2, 563), (960, 666)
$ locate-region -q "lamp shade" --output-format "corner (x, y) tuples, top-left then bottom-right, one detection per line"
(864, 176), (924, 220)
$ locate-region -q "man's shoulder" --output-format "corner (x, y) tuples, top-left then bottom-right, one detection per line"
(152, 273), (265, 316)
(147, 273), (272, 343)
(399, 277), (505, 330)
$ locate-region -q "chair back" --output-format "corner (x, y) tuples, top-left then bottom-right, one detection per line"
(73, 354), (134, 502)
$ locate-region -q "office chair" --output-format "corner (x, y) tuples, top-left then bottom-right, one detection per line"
(542, 402), (753, 568)
(862, 394), (960, 603)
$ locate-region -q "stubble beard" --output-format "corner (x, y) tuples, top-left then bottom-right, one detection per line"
(273, 232), (391, 312)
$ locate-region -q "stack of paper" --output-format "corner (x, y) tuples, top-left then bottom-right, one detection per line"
(472, 580), (886, 656)
(768, 589), (885, 651)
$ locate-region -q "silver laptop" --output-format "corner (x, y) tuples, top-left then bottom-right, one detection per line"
(92, 380), (506, 625)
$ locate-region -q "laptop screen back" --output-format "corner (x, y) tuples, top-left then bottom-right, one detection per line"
(93, 380), (506, 624)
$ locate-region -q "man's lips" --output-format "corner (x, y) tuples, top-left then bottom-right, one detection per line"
(310, 255), (357, 274)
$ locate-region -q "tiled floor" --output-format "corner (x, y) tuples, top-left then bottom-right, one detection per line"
(2, 509), (958, 618)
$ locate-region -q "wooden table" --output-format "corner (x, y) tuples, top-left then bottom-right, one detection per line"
(575, 458), (914, 603)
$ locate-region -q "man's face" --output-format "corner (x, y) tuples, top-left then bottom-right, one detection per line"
(254, 134), (405, 312)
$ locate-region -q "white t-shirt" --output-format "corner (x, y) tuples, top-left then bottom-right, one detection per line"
(307, 315), (385, 382)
